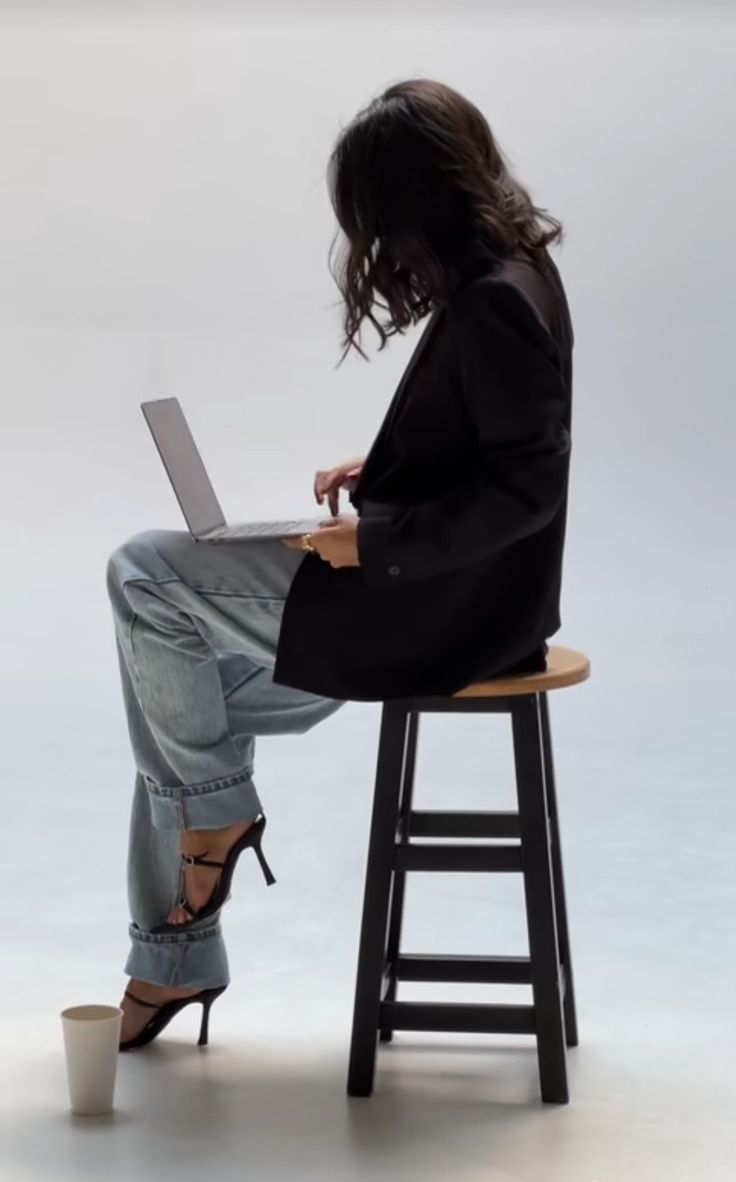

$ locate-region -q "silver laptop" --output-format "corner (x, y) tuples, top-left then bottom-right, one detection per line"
(141, 397), (328, 542)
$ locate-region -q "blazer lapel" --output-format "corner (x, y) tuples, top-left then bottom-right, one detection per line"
(354, 305), (444, 495)
(382, 305), (444, 436)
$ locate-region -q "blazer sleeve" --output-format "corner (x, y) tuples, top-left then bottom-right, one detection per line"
(356, 278), (571, 586)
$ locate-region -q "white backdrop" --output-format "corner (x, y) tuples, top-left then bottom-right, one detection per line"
(0, 4), (734, 1180)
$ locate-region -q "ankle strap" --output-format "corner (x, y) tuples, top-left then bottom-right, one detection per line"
(182, 851), (225, 869)
(124, 989), (162, 1009)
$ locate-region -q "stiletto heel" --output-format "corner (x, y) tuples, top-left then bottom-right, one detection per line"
(252, 834), (276, 886)
(198, 997), (215, 1046)
(151, 813), (276, 934)
(120, 984), (228, 1052)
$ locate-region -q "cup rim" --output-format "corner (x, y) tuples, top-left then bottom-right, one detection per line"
(61, 1005), (123, 1022)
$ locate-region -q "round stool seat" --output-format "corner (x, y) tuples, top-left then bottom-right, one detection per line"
(454, 645), (590, 699)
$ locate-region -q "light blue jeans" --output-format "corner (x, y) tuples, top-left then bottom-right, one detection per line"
(106, 529), (345, 989)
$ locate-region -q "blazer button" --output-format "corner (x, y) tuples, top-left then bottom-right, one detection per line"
(388, 565), (402, 577)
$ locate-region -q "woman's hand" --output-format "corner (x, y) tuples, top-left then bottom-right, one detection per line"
(282, 514), (360, 568)
(314, 457), (365, 517)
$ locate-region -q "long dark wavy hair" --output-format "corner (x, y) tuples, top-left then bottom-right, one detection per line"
(327, 78), (563, 361)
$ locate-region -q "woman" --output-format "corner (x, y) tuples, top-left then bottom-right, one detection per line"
(108, 77), (574, 1050)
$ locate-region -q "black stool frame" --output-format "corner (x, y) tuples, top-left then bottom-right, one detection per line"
(347, 690), (578, 1104)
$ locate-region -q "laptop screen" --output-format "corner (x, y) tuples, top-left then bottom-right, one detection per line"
(141, 397), (226, 538)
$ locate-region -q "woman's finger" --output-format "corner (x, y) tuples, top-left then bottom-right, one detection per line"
(315, 469), (338, 503)
(318, 516), (340, 529)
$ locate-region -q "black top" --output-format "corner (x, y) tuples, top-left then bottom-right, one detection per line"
(273, 246), (575, 702)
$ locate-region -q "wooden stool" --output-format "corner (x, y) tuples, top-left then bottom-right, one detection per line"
(346, 645), (591, 1105)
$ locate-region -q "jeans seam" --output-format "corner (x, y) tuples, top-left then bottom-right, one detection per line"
(128, 609), (138, 669)
(121, 574), (286, 602)
(121, 577), (181, 589)
(195, 590), (286, 602)
(129, 922), (222, 945)
(144, 767), (255, 798)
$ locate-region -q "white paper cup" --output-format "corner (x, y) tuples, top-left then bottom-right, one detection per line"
(60, 1004), (123, 1115)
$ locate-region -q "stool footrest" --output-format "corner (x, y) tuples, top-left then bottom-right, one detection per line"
(394, 843), (523, 872)
(409, 810), (521, 839)
(380, 1000), (536, 1035)
(395, 954), (532, 985)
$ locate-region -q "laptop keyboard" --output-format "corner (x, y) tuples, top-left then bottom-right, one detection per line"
(210, 519), (325, 539)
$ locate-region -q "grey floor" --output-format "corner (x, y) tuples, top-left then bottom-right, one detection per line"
(2, 678), (734, 1182)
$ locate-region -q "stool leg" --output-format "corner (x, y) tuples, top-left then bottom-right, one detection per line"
(539, 693), (579, 1048)
(512, 695), (568, 1104)
(380, 710), (420, 1043)
(347, 702), (411, 1097)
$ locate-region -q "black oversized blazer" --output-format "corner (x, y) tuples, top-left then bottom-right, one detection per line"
(273, 246), (574, 703)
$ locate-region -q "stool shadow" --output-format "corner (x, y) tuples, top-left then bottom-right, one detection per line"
(6, 1036), (566, 1182)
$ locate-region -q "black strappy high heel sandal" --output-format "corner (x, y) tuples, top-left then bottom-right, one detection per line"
(119, 984), (228, 1051)
(150, 813), (276, 935)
